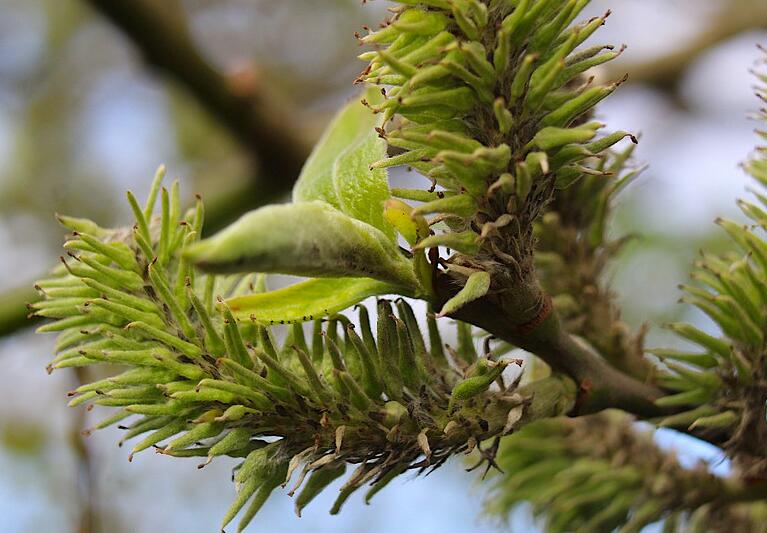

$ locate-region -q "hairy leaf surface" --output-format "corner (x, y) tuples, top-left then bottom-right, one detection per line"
(185, 201), (419, 292)
(292, 89), (393, 239)
(226, 277), (395, 323)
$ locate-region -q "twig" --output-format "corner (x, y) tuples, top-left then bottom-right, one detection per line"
(83, 0), (312, 183)
(430, 271), (719, 433)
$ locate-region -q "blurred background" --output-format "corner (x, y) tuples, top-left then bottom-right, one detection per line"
(0, 0), (765, 531)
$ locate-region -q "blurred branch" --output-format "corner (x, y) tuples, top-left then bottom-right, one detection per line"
(82, 0), (312, 183)
(0, 285), (38, 338)
(603, 1), (767, 91)
(0, 1), (321, 339)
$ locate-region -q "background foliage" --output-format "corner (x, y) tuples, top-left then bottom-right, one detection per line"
(1, 0), (766, 531)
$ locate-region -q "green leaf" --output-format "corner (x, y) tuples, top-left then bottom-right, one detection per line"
(292, 88), (393, 239)
(437, 271), (491, 317)
(185, 201), (419, 292)
(226, 277), (396, 324)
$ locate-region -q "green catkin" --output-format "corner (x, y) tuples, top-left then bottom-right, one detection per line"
(376, 300), (404, 400)
(394, 316), (420, 390)
(188, 288), (226, 355)
(426, 307), (448, 367)
(455, 321), (478, 364)
(216, 358), (291, 402)
(119, 415), (175, 444)
(129, 418), (188, 458)
(196, 380), (272, 410)
(345, 324), (383, 397)
(221, 306), (253, 368)
(207, 428), (256, 458)
(357, 304), (378, 358)
(147, 263), (198, 342)
(293, 346), (332, 402)
(251, 347), (310, 397)
(164, 422), (225, 452)
(32, 1), (688, 528)
(295, 463), (347, 517)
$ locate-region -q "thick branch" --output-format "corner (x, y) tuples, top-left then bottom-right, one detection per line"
(433, 273), (664, 417)
(83, 0), (312, 183)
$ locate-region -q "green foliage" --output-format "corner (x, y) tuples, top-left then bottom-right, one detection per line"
(293, 88), (393, 239)
(33, 173), (572, 530)
(354, 0), (633, 318)
(651, 59), (767, 478)
(534, 141), (653, 379)
(488, 411), (767, 533)
(184, 201), (420, 292)
(30, 1), (767, 531)
(438, 270), (491, 317)
(185, 88), (429, 320)
(225, 277), (394, 324)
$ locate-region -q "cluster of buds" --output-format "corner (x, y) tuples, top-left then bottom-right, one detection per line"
(534, 143), (653, 379)
(487, 411), (765, 532)
(32, 170), (575, 531)
(652, 54), (767, 478)
(358, 0), (634, 310)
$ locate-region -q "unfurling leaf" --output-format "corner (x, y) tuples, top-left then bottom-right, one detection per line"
(383, 198), (429, 246)
(226, 277), (396, 324)
(293, 88), (393, 238)
(185, 201), (420, 293)
(437, 271), (491, 317)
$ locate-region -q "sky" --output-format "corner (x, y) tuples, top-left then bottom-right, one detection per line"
(0, 0), (765, 531)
